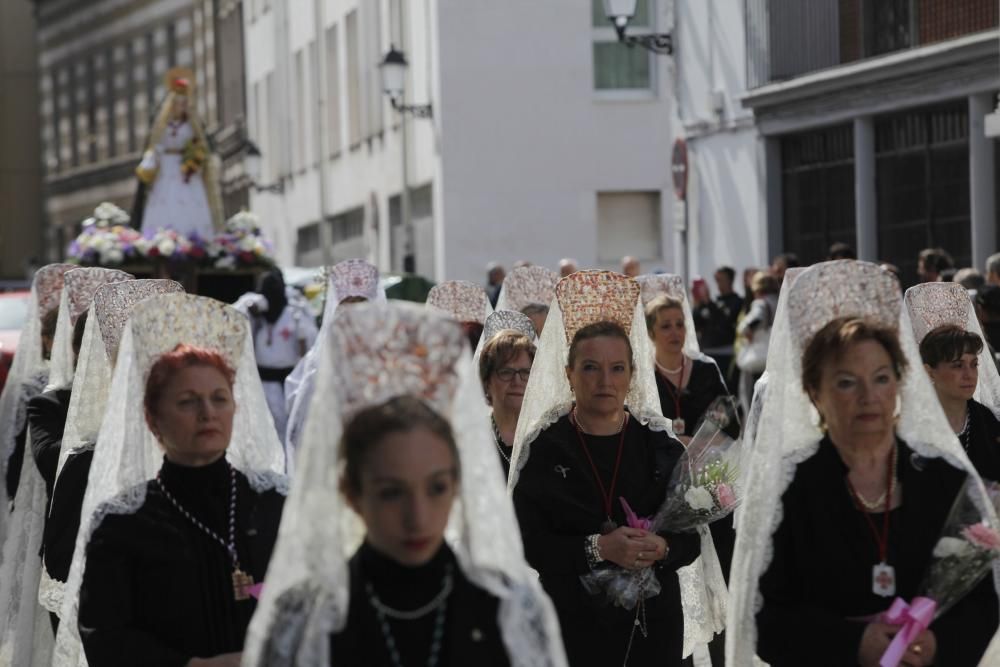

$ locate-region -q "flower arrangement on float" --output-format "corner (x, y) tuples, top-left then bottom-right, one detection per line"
(67, 203), (275, 269)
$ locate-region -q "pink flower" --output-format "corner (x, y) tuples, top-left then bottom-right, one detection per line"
(962, 522), (1000, 552)
(716, 483), (738, 510)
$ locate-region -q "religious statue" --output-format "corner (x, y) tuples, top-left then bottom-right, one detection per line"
(133, 67), (222, 237)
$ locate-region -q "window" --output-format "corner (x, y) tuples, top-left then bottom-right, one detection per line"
(308, 41), (318, 165)
(330, 207), (365, 242)
(876, 102), (970, 286)
(596, 192), (661, 262)
(346, 11), (362, 146)
(864, 0), (914, 57)
(591, 0), (653, 92)
(364, 0), (384, 139)
(781, 124), (856, 266)
(326, 25), (342, 156)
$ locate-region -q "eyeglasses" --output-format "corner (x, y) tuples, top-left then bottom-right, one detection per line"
(495, 367), (531, 383)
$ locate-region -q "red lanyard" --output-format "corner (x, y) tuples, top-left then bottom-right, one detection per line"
(572, 410), (629, 520)
(658, 359), (686, 420)
(846, 445), (897, 563)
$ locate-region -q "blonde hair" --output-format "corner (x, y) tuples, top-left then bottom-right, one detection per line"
(644, 294), (684, 336)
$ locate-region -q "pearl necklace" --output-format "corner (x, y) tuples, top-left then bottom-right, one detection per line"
(571, 407), (627, 435)
(366, 563), (453, 667)
(491, 415), (511, 463)
(656, 359), (685, 375)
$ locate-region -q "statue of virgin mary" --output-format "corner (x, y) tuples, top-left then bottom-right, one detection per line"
(133, 67), (222, 237)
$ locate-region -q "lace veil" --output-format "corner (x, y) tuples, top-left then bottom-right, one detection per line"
(48, 268), (133, 390)
(904, 282), (1000, 421)
(496, 266), (559, 313)
(242, 301), (568, 667)
(0, 264), (74, 667)
(426, 280), (494, 324)
(471, 310), (538, 370)
(283, 259), (385, 470)
(51, 293), (287, 667)
(725, 260), (1000, 665)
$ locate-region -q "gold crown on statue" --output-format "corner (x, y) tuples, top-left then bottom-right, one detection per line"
(426, 280), (490, 325)
(636, 273), (685, 306)
(787, 260), (900, 349)
(482, 310), (537, 345)
(64, 268), (134, 325)
(128, 294), (247, 380)
(327, 259), (381, 303)
(94, 280), (185, 362)
(164, 67), (195, 95)
(34, 264), (77, 320)
(500, 265), (559, 311)
(904, 282), (973, 344)
(556, 270), (641, 342)
(331, 302), (466, 419)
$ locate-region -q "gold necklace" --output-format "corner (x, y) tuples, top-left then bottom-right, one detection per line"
(851, 446), (898, 512)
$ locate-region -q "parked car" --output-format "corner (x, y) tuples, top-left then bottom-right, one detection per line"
(0, 290), (30, 396)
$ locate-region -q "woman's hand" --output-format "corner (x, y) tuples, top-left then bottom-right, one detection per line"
(597, 528), (668, 570)
(858, 623), (898, 667)
(902, 629), (936, 667)
(186, 654), (242, 667)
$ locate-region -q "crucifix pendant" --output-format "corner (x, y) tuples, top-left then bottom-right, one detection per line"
(232, 568), (255, 601)
(872, 562), (896, 598)
(600, 518), (617, 535)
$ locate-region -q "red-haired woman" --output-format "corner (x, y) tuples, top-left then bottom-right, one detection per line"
(77, 343), (285, 667)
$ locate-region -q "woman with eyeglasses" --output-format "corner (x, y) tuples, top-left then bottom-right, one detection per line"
(479, 329), (535, 477)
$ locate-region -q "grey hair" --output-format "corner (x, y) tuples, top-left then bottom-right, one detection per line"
(986, 253), (1000, 277)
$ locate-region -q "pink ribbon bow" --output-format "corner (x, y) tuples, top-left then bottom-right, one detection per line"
(879, 597), (937, 667)
(619, 497), (653, 531)
(247, 583), (265, 600)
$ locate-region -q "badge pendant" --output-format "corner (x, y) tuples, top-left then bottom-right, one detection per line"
(672, 418), (686, 436)
(872, 562), (896, 597)
(232, 568), (255, 601)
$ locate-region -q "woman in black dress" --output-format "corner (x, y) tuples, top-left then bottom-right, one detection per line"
(727, 260), (999, 667)
(510, 271), (703, 666)
(49, 293), (287, 667)
(243, 302), (566, 667)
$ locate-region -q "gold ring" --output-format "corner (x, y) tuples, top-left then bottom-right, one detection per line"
(638, 552), (644, 560)
(913, 645), (923, 654)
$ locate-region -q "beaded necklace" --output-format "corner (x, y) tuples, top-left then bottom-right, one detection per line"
(155, 462), (255, 601)
(366, 563), (454, 667)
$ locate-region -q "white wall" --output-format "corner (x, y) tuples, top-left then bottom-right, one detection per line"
(434, 0), (677, 282)
(674, 0), (768, 282)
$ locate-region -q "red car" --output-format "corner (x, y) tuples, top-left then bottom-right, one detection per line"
(0, 290), (30, 396)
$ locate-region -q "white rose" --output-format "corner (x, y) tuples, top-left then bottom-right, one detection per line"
(102, 248), (124, 264)
(157, 238), (177, 256)
(684, 486), (715, 512)
(215, 255), (237, 269)
(237, 235), (257, 252)
(933, 536), (972, 559)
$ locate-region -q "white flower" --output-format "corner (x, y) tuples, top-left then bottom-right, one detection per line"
(684, 486), (715, 512)
(157, 238), (177, 256)
(215, 255), (237, 269)
(237, 234), (257, 252)
(102, 248), (125, 265)
(93, 202), (130, 226)
(933, 536), (972, 559)
(226, 210), (260, 233)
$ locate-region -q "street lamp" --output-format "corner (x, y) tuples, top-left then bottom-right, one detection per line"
(379, 45), (433, 119)
(603, 0), (673, 55)
(244, 140), (284, 194)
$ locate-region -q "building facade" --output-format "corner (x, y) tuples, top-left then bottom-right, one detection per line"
(743, 0), (999, 286)
(245, 0), (681, 282)
(0, 0), (44, 281)
(33, 0), (252, 261)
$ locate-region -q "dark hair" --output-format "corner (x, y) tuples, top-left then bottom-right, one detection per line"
(802, 317), (907, 396)
(828, 243), (856, 260)
(479, 330), (536, 392)
(774, 253), (801, 268)
(954, 268), (985, 291)
(715, 266), (735, 283)
(751, 272), (780, 296)
(919, 324), (983, 368)
(41, 308), (59, 341)
(72, 311), (89, 358)
(144, 344), (236, 418)
(567, 321), (634, 370)
(462, 322), (484, 350)
(976, 285), (1000, 316)
(520, 303), (549, 318)
(644, 295), (684, 334)
(340, 396), (459, 495)
(919, 248), (954, 274)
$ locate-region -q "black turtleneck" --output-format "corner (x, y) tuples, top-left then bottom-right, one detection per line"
(329, 542), (511, 667)
(78, 456), (285, 667)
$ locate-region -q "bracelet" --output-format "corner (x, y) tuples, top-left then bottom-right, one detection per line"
(585, 534), (604, 568)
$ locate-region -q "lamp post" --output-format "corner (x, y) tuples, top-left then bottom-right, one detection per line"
(380, 45), (432, 274)
(243, 140), (284, 194)
(603, 0), (673, 55)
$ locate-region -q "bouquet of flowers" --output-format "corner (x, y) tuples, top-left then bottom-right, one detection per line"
(878, 478), (1000, 667)
(580, 397), (743, 610)
(181, 136), (207, 180)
